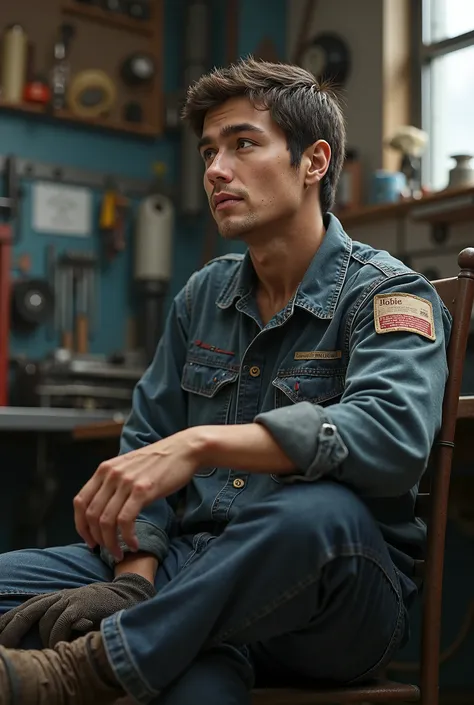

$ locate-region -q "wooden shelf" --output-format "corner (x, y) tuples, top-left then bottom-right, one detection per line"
(61, 1), (154, 37)
(338, 186), (474, 228)
(0, 100), (157, 138)
(54, 106), (157, 136)
(0, 100), (45, 116)
(0, 0), (163, 137)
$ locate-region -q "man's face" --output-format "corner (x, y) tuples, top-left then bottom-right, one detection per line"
(199, 96), (307, 240)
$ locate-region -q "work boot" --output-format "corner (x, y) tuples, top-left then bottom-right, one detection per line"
(0, 631), (124, 704)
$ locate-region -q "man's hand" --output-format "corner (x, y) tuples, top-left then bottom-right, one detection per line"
(74, 422), (295, 561)
(74, 428), (203, 559)
(0, 573), (156, 648)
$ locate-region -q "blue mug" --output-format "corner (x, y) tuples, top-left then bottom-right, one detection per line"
(370, 170), (406, 204)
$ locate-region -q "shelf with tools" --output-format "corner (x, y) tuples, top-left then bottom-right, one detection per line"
(0, 99), (158, 137)
(0, 0), (163, 138)
(61, 1), (155, 37)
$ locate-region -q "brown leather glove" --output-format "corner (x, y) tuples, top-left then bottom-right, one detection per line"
(0, 573), (156, 648)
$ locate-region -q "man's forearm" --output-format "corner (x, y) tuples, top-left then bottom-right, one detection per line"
(193, 423), (297, 474)
(114, 552), (158, 584)
(112, 425), (294, 580)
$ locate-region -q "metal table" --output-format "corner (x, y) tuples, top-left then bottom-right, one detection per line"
(0, 406), (125, 432)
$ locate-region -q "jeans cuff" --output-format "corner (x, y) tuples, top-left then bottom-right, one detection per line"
(101, 610), (160, 704)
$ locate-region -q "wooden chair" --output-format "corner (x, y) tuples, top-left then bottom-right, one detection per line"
(252, 247), (474, 705)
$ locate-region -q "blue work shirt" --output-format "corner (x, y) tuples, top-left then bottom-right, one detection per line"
(103, 214), (451, 594)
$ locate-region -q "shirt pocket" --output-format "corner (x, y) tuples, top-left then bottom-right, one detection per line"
(181, 359), (239, 477)
(272, 364), (346, 409)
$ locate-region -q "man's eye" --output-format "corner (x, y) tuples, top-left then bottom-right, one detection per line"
(202, 149), (215, 161)
(237, 139), (253, 149)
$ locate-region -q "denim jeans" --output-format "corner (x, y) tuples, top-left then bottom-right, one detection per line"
(0, 481), (411, 704)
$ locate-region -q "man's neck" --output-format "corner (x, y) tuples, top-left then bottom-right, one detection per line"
(248, 212), (326, 313)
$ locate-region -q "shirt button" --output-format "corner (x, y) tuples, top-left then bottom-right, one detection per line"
(233, 478), (245, 489)
(249, 365), (261, 377)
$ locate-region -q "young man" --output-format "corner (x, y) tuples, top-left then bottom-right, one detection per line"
(0, 58), (450, 705)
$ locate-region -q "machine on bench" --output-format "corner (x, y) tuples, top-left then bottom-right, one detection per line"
(11, 348), (145, 411)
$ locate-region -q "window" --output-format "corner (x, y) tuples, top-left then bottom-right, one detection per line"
(422, 0), (474, 190)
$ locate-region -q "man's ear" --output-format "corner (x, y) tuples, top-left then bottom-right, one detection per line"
(304, 140), (331, 187)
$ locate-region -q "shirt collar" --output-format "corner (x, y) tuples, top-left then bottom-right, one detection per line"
(216, 213), (352, 320)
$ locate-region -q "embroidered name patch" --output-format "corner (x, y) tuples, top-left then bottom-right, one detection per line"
(294, 350), (342, 360)
(374, 293), (435, 341)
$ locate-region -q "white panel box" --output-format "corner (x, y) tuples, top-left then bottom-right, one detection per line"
(32, 182), (92, 236)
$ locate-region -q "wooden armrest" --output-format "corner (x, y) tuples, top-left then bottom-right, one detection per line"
(457, 396), (474, 420)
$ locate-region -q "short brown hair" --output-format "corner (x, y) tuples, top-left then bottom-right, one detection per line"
(182, 57), (346, 213)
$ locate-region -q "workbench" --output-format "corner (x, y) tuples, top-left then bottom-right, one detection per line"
(0, 406), (127, 548)
(0, 406), (125, 432)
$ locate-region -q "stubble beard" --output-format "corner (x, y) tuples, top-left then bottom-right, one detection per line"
(217, 212), (259, 240)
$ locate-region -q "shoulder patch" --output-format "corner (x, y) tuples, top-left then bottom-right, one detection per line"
(374, 292), (435, 341)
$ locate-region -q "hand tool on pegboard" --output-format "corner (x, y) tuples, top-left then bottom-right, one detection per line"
(0, 155), (21, 406)
(99, 186), (129, 261)
(59, 250), (98, 354)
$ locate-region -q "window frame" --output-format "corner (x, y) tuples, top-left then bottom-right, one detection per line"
(413, 0), (474, 186)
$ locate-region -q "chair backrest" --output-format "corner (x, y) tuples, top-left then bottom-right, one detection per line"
(418, 248), (474, 704)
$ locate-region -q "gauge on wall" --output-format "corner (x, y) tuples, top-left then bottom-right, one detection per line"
(299, 32), (351, 86)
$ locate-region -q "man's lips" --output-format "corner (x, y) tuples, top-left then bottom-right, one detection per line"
(213, 193), (244, 210)
(215, 198), (243, 211)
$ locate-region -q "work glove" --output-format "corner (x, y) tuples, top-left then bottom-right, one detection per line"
(0, 572), (156, 648)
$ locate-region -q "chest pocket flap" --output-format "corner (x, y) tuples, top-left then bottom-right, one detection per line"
(181, 360), (239, 398)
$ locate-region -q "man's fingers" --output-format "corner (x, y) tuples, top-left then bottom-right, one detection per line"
(81, 481), (118, 549)
(73, 466), (109, 547)
(97, 486), (133, 560)
(117, 483), (153, 553)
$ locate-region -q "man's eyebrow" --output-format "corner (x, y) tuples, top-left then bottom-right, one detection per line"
(197, 123), (265, 151)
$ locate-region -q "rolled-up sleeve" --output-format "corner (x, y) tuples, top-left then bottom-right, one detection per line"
(255, 274), (451, 496)
(255, 403), (348, 482)
(100, 287), (190, 569)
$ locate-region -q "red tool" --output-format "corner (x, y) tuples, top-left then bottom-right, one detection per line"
(0, 156), (20, 406)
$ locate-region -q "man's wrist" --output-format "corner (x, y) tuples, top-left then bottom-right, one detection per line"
(114, 552), (158, 585)
(184, 425), (220, 469)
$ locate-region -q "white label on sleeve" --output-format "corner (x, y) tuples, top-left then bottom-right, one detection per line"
(374, 293), (436, 341)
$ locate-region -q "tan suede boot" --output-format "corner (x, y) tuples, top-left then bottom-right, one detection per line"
(0, 631), (125, 705)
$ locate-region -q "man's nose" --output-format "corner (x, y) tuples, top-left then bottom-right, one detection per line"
(206, 152), (233, 184)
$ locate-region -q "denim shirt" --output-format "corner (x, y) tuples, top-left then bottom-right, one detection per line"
(102, 214), (451, 589)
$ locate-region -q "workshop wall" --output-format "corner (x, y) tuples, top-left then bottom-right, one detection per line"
(0, 0), (286, 361)
(0, 0), (286, 542)
(287, 0), (385, 203)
